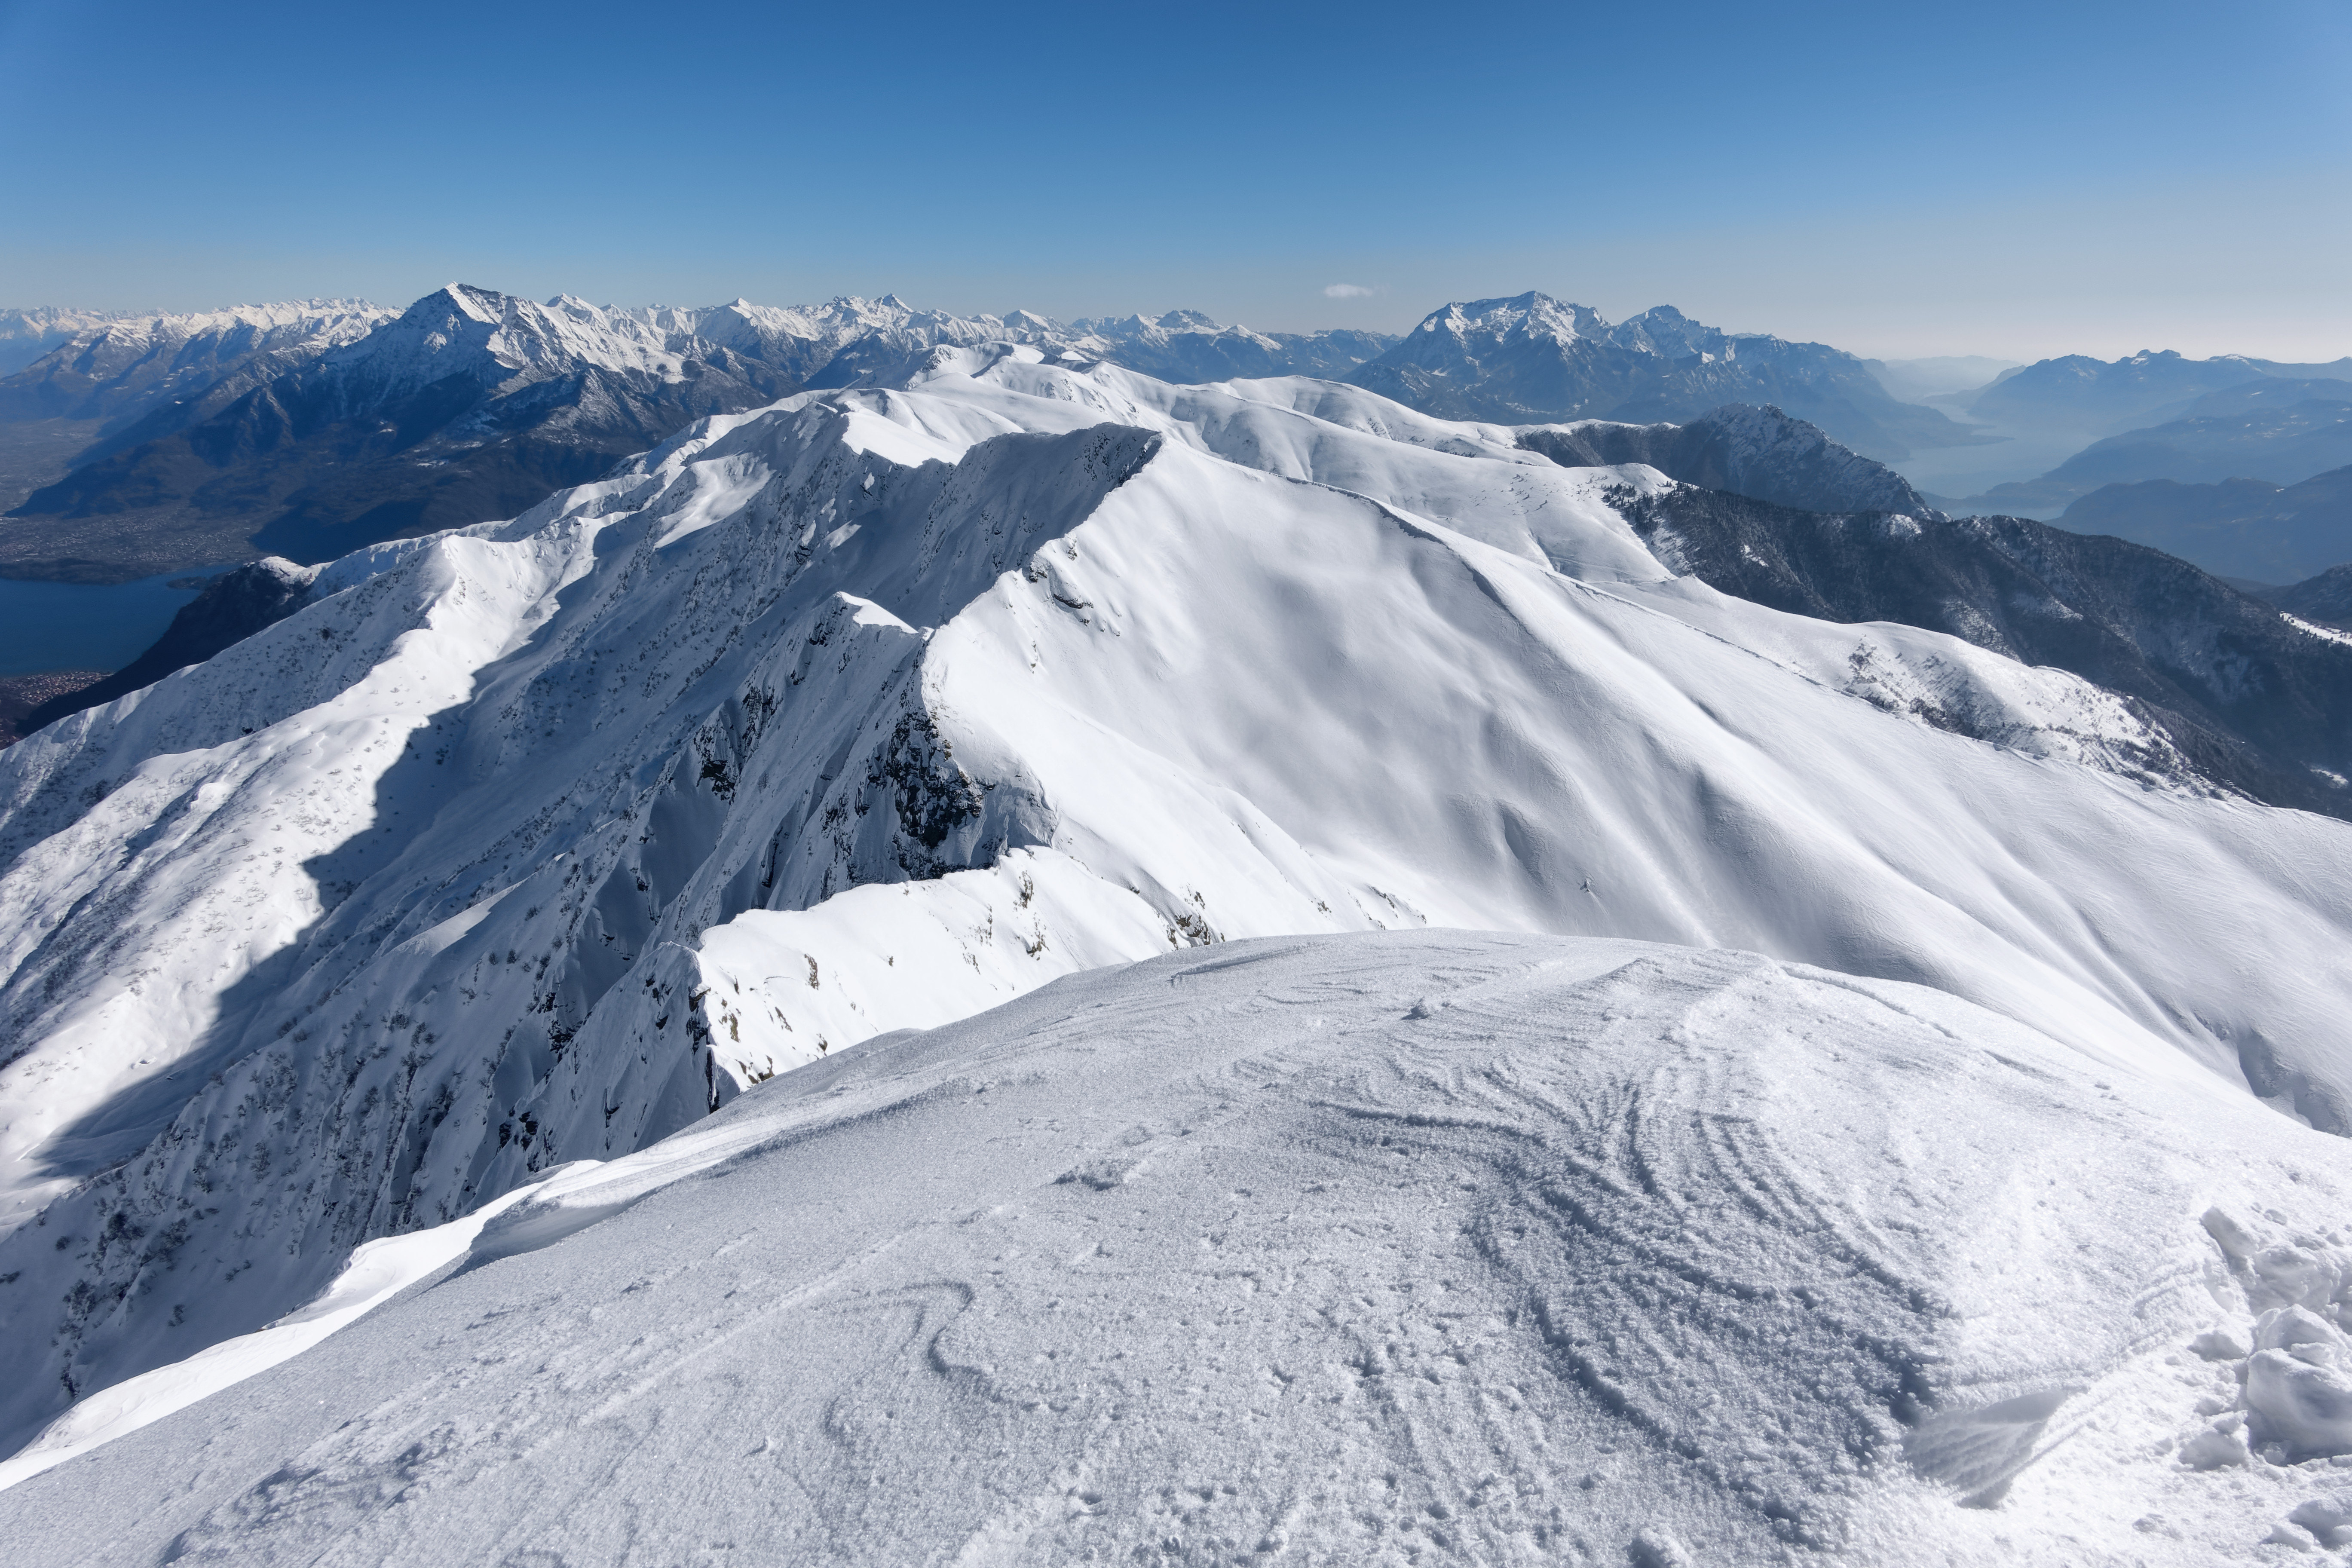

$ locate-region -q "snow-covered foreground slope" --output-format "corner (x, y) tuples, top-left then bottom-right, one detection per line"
(5, 347), (2352, 1464)
(6, 933), (2352, 1563)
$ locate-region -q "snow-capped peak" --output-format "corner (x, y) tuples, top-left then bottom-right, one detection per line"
(313, 285), (692, 400)
(1412, 291), (1609, 346)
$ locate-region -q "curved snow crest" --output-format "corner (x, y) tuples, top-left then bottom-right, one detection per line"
(0, 399), (1177, 1449)
(6, 353), (2352, 1458)
(5, 932), (2349, 1563)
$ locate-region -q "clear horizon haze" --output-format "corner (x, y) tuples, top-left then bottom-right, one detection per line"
(1, 0), (2346, 363)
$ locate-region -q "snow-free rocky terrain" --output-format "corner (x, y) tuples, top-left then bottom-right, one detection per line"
(7, 932), (2352, 1564)
(7, 347), (2352, 1558)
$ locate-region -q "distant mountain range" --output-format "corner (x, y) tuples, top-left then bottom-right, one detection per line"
(6, 287), (2350, 599)
(0, 285), (1993, 585)
(0, 301), (392, 521)
(0, 290), (1399, 582)
(0, 308), (159, 377)
(1957, 379), (2352, 521)
(0, 300), (391, 433)
(1345, 293), (1985, 460)
(1935, 347), (2352, 438)
(2060, 463), (2352, 585)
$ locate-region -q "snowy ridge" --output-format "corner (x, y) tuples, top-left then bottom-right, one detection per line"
(0, 299), (391, 428)
(4, 350), (2352, 1468)
(1519, 403), (1936, 517)
(304, 285), (701, 408)
(5, 933), (2351, 1561)
(0, 308), (138, 375)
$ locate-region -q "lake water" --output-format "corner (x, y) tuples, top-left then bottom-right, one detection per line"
(0, 569), (222, 677)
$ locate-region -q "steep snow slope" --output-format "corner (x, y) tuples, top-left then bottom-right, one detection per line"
(1607, 484), (2352, 818)
(6, 348), (2352, 1460)
(6, 933), (2352, 1564)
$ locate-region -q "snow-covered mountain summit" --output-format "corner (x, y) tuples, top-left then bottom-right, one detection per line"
(0, 308), (140, 377)
(6, 930), (2345, 1561)
(1351, 291), (1987, 460)
(4, 344), (2351, 1470)
(309, 285), (694, 406)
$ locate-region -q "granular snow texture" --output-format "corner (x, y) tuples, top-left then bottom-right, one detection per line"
(3, 931), (2346, 1565)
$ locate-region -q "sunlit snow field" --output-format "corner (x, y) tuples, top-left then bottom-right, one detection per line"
(5, 347), (2352, 1562)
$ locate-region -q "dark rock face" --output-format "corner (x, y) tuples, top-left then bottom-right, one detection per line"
(1349, 293), (1982, 461)
(1613, 483), (2352, 818)
(1518, 404), (1933, 517)
(2056, 464), (2352, 585)
(21, 557), (318, 732)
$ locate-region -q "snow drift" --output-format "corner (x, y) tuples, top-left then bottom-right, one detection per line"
(4, 344), (2352, 1471)
(3, 933), (2349, 1562)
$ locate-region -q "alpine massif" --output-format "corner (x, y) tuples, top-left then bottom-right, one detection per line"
(1344, 293), (1990, 460)
(5, 341), (2352, 1562)
(0, 289), (1397, 582)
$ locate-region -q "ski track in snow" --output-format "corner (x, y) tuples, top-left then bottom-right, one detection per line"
(3, 346), (2352, 1541)
(2, 933), (2349, 1565)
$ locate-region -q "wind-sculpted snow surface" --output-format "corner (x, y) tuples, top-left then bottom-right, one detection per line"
(5, 934), (2351, 1563)
(6, 346), (2352, 1463)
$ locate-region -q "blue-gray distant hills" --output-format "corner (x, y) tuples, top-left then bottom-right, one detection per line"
(2058, 464), (2352, 586)
(1962, 380), (2352, 524)
(1943, 348), (2350, 434)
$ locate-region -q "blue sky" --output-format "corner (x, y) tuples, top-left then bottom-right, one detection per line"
(1, 0), (2346, 360)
